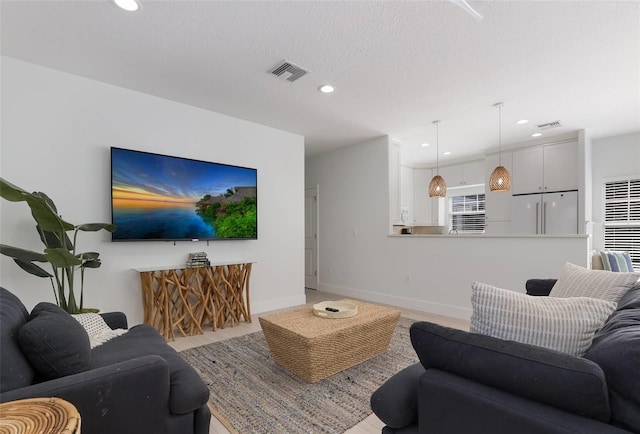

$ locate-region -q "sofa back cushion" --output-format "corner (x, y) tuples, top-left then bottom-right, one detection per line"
(584, 283), (640, 432)
(0, 288), (36, 392)
(18, 302), (92, 380)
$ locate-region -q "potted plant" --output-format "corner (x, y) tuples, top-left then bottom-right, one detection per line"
(0, 178), (116, 313)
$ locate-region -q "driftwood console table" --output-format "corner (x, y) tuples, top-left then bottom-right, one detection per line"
(135, 261), (254, 341)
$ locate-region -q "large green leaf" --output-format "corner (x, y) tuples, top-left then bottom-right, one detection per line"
(37, 226), (73, 250)
(32, 191), (58, 214)
(0, 178), (29, 202)
(25, 195), (74, 232)
(14, 259), (52, 278)
(78, 223), (116, 233)
(0, 244), (48, 262)
(44, 248), (82, 267)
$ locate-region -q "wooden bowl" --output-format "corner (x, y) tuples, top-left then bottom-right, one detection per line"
(312, 300), (358, 319)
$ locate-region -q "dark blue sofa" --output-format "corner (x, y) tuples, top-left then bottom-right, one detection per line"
(0, 287), (211, 434)
(371, 280), (640, 434)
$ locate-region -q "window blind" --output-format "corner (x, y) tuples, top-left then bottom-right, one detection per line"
(449, 193), (485, 233)
(603, 178), (640, 269)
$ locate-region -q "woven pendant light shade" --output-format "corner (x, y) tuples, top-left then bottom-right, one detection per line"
(429, 174), (447, 198)
(489, 165), (512, 192)
(490, 102), (511, 193)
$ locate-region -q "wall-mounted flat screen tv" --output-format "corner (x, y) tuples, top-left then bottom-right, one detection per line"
(111, 147), (257, 241)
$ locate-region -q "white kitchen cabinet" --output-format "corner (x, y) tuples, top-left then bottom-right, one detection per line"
(412, 168), (434, 225)
(484, 152), (513, 223)
(439, 160), (484, 188)
(512, 141), (578, 194)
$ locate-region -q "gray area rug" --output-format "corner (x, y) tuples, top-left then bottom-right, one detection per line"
(180, 317), (419, 433)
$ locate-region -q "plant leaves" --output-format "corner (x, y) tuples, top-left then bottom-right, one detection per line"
(82, 259), (102, 269)
(37, 226), (73, 250)
(0, 178), (29, 202)
(24, 195), (74, 232)
(44, 248), (82, 267)
(77, 223), (116, 232)
(0, 244), (48, 262)
(79, 252), (100, 260)
(14, 259), (52, 278)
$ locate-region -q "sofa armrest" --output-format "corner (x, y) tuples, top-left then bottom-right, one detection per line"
(410, 322), (610, 422)
(0, 355), (170, 434)
(100, 312), (128, 329)
(525, 279), (557, 296)
(417, 370), (629, 434)
(371, 362), (424, 429)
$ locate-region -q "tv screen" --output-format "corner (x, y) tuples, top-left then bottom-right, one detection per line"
(111, 147), (257, 241)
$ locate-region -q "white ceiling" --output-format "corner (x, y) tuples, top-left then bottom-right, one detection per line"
(2, 1), (639, 167)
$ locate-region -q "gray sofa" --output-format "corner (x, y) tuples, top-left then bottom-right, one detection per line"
(371, 280), (640, 434)
(0, 287), (211, 434)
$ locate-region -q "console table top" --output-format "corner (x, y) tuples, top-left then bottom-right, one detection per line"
(133, 261), (256, 272)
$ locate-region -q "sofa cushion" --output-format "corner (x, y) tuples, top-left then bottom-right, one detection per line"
(549, 262), (638, 303)
(471, 282), (617, 356)
(0, 288), (36, 392)
(90, 324), (209, 415)
(410, 321), (611, 422)
(584, 284), (640, 432)
(18, 302), (92, 380)
(600, 251), (634, 272)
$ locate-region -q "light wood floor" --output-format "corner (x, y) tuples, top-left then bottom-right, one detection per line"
(168, 289), (470, 434)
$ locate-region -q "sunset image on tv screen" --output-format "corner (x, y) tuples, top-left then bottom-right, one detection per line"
(111, 148), (257, 241)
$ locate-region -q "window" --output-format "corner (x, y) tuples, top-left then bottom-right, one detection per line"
(449, 193), (485, 233)
(603, 178), (640, 269)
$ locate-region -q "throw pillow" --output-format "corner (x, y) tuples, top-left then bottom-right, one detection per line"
(18, 303), (91, 380)
(549, 262), (638, 303)
(600, 251), (635, 272)
(71, 312), (127, 349)
(471, 282), (617, 356)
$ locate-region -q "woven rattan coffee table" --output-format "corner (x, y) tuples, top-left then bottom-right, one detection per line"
(259, 299), (401, 383)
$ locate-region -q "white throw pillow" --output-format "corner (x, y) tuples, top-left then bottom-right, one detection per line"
(471, 282), (617, 356)
(549, 262), (638, 303)
(72, 313), (127, 349)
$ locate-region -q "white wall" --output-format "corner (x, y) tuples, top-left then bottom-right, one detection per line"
(591, 132), (640, 251)
(306, 137), (588, 320)
(0, 57), (306, 324)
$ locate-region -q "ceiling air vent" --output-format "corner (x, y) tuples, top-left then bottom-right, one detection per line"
(269, 60), (308, 82)
(536, 121), (562, 130)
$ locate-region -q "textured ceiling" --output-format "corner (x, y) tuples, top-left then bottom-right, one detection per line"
(1, 1), (639, 166)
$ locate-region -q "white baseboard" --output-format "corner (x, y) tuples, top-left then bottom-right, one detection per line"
(250, 294), (307, 315)
(317, 283), (472, 321)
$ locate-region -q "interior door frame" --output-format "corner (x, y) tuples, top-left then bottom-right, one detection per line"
(305, 186), (319, 289)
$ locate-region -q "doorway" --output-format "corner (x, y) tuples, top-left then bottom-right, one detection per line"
(305, 186), (318, 289)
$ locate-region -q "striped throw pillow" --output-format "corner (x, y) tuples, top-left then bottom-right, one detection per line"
(549, 262), (638, 303)
(600, 251), (634, 272)
(471, 282), (617, 356)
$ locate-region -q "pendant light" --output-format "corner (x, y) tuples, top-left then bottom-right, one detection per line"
(428, 120), (447, 198)
(489, 103), (512, 192)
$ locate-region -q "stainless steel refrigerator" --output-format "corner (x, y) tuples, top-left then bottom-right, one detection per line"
(511, 191), (578, 235)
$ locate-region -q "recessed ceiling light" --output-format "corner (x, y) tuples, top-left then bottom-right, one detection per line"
(112, 0), (140, 11)
(443, 151), (452, 156)
(421, 143), (430, 147)
(531, 132), (542, 137)
(516, 119), (528, 125)
(318, 85), (335, 94)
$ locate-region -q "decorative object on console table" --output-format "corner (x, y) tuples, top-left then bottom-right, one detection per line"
(186, 252), (210, 268)
(0, 178), (116, 314)
(136, 262), (253, 341)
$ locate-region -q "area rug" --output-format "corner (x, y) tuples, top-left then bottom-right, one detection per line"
(180, 317), (418, 433)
